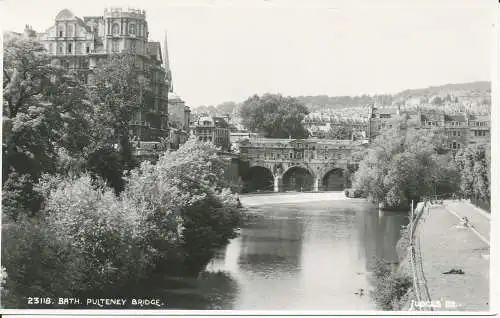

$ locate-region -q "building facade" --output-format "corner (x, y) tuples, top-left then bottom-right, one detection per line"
(368, 105), (490, 150)
(191, 116), (231, 151)
(34, 8), (170, 142)
(303, 112), (368, 140)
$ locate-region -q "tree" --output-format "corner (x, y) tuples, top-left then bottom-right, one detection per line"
(352, 117), (457, 209)
(455, 144), (490, 203)
(2, 36), (95, 218)
(88, 53), (149, 172)
(431, 96), (443, 105)
(239, 93), (309, 138)
(325, 124), (351, 140)
(217, 101), (238, 115)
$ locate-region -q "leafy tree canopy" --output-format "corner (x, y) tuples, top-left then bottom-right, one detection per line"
(2, 37), (95, 218)
(352, 117), (459, 209)
(239, 93), (310, 138)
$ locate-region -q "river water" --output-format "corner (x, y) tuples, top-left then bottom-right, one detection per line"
(165, 194), (408, 310)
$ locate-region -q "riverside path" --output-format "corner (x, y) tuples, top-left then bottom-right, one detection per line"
(416, 200), (490, 311)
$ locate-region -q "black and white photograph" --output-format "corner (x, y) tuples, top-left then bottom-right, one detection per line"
(0, 0), (497, 314)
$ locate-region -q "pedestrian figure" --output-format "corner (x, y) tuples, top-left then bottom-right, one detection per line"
(354, 288), (364, 296)
(460, 216), (470, 228)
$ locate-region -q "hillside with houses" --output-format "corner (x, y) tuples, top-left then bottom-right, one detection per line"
(191, 81), (491, 130)
(193, 81), (491, 115)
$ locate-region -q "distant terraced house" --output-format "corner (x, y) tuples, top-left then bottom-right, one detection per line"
(304, 104), (490, 150)
(303, 111), (368, 139)
(368, 106), (490, 150)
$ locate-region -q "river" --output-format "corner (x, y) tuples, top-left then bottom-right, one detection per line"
(164, 193), (409, 310)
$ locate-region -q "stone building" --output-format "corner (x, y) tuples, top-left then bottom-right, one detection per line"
(163, 33), (191, 149)
(367, 105), (401, 139)
(303, 112), (368, 140)
(238, 138), (364, 192)
(368, 105), (490, 150)
(33, 8), (170, 142)
(191, 116), (231, 151)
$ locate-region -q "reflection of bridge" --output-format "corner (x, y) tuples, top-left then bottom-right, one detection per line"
(238, 138), (367, 192)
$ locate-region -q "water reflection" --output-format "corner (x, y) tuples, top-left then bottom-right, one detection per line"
(359, 207), (409, 271)
(204, 199), (409, 310)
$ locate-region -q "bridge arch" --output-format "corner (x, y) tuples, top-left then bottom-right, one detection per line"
(321, 168), (348, 191)
(282, 165), (315, 192)
(321, 167), (347, 191)
(241, 165), (274, 193)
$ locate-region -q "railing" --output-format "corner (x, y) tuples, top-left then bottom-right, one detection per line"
(408, 201), (432, 310)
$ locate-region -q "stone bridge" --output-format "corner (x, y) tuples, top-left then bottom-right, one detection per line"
(238, 138), (367, 192)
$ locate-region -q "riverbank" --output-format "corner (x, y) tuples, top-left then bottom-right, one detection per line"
(416, 201), (490, 311)
(239, 191), (359, 206)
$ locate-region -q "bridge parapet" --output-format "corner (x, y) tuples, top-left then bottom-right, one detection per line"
(238, 138), (365, 192)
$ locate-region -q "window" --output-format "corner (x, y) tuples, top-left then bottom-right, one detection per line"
(86, 45), (90, 53)
(57, 44), (63, 54)
(49, 43), (53, 53)
(68, 43), (72, 53)
(457, 131), (460, 137)
(452, 141), (457, 149)
(112, 23), (120, 35)
(58, 27), (64, 37)
(452, 131), (456, 137)
(129, 24), (136, 35)
(67, 25), (73, 37)
(112, 40), (119, 52)
(130, 41), (136, 52)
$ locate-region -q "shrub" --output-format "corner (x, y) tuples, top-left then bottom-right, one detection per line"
(123, 149), (242, 277)
(369, 258), (412, 311)
(180, 188), (241, 275)
(344, 188), (365, 198)
(395, 224), (411, 262)
(85, 146), (126, 195)
(2, 138), (242, 306)
(38, 174), (151, 295)
(1, 217), (84, 308)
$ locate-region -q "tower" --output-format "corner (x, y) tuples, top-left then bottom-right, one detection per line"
(164, 31), (173, 92)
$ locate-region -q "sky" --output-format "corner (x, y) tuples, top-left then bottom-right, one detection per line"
(0, 0), (497, 107)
